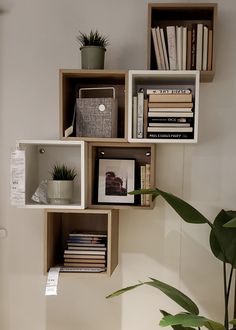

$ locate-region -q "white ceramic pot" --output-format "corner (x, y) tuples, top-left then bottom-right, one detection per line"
(47, 180), (73, 205)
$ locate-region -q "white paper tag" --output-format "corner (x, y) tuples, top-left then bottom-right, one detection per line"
(10, 149), (25, 206)
(45, 267), (60, 296)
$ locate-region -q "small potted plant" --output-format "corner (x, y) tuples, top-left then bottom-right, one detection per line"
(47, 164), (77, 205)
(77, 29), (109, 69)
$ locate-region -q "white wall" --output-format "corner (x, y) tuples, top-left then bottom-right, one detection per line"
(0, 0), (236, 329)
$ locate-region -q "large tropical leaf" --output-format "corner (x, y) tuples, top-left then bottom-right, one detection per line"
(129, 188), (160, 202)
(106, 278), (199, 315)
(106, 283), (143, 298)
(132, 188), (211, 225)
(160, 313), (226, 330)
(160, 310), (195, 330)
(146, 278), (199, 315)
(223, 217), (236, 228)
(209, 210), (236, 267)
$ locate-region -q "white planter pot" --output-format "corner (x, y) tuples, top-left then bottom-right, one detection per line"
(47, 180), (73, 205)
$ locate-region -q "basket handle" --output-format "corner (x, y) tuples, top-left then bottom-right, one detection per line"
(79, 87), (116, 99)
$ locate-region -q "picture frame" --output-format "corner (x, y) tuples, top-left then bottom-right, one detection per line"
(98, 158), (135, 204)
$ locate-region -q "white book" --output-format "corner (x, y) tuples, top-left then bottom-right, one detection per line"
(140, 165), (146, 206)
(145, 164), (151, 206)
(176, 26), (183, 70)
(202, 25), (208, 71)
(146, 88), (191, 95)
(160, 28), (170, 70)
(151, 28), (162, 69)
(156, 26), (166, 70)
(182, 27), (187, 70)
(147, 127), (193, 132)
(196, 23), (203, 70)
(148, 107), (192, 112)
(132, 96), (138, 138)
(149, 123), (190, 127)
(166, 26), (177, 70)
(137, 89), (144, 138)
(148, 112), (193, 118)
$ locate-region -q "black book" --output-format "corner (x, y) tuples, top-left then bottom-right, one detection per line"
(147, 132), (194, 139)
(148, 117), (193, 124)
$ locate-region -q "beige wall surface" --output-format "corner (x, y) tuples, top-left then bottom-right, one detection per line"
(0, 0), (236, 329)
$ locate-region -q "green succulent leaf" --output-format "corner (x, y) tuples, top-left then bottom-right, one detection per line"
(146, 278), (199, 315)
(229, 319), (236, 325)
(210, 210), (236, 267)
(106, 283), (143, 299)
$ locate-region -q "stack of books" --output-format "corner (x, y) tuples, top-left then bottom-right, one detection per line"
(62, 232), (107, 273)
(146, 88), (194, 139)
(151, 24), (213, 71)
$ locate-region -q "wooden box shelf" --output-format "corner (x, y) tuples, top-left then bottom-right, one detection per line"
(45, 209), (119, 276)
(128, 70), (199, 143)
(16, 140), (86, 209)
(60, 69), (128, 141)
(148, 3), (217, 82)
(87, 142), (156, 209)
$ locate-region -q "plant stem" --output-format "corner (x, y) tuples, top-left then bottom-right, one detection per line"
(224, 262), (229, 330)
(224, 263), (234, 330)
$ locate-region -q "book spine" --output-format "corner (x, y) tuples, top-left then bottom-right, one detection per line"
(166, 26), (177, 70)
(191, 24), (197, 70)
(146, 88), (191, 95)
(196, 23), (203, 70)
(202, 25), (208, 71)
(140, 165), (146, 206)
(132, 96), (138, 138)
(149, 93), (192, 103)
(186, 29), (192, 70)
(143, 99), (148, 139)
(160, 28), (169, 70)
(207, 30), (213, 71)
(182, 26), (187, 70)
(145, 164), (151, 206)
(147, 132), (194, 139)
(147, 127), (193, 133)
(148, 112), (193, 118)
(148, 117), (193, 124)
(176, 26), (182, 70)
(156, 26), (166, 70)
(151, 27), (162, 69)
(148, 108), (192, 112)
(137, 89), (144, 138)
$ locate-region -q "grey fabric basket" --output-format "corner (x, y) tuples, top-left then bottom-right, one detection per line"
(76, 87), (118, 138)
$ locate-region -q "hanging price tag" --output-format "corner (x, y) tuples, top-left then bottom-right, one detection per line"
(45, 267), (60, 296)
(10, 149), (25, 206)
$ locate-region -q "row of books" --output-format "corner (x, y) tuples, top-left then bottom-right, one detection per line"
(62, 231), (107, 273)
(151, 24), (213, 71)
(140, 163), (151, 206)
(133, 88), (194, 140)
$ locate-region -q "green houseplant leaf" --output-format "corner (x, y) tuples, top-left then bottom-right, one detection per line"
(147, 278), (199, 315)
(160, 313), (226, 330)
(210, 210), (236, 267)
(107, 278), (199, 315)
(160, 310), (195, 330)
(130, 188), (211, 225)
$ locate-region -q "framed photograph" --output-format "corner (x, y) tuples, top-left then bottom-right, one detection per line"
(98, 158), (135, 204)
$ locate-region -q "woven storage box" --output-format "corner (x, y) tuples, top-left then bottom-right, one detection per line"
(76, 87), (118, 138)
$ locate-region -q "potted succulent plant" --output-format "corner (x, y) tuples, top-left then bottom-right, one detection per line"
(47, 164), (77, 205)
(77, 29), (109, 69)
(107, 187), (236, 330)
